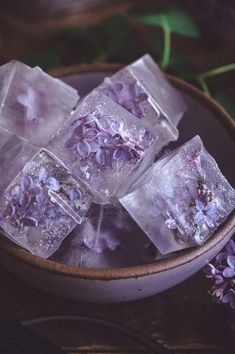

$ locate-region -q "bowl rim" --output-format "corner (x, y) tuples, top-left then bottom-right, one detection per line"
(0, 63), (234, 281)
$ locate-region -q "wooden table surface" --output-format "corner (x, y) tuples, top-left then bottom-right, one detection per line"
(0, 264), (234, 354)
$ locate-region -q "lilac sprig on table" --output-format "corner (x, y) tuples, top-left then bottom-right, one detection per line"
(65, 110), (147, 167)
(100, 79), (148, 118)
(204, 238), (235, 310)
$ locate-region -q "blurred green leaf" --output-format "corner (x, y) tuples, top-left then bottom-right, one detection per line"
(134, 8), (199, 37)
(102, 15), (130, 58)
(49, 26), (88, 39)
(26, 50), (61, 70)
(214, 94), (235, 118)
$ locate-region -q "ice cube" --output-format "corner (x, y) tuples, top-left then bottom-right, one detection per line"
(51, 203), (158, 268)
(0, 149), (93, 258)
(120, 136), (235, 254)
(98, 54), (187, 152)
(0, 127), (38, 194)
(0, 60), (79, 146)
(47, 90), (156, 203)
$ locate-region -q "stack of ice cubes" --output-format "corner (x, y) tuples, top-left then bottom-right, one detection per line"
(0, 55), (234, 268)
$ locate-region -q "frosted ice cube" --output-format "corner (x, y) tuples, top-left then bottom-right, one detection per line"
(0, 60), (79, 146)
(0, 127), (37, 194)
(120, 136), (235, 254)
(47, 90), (156, 203)
(51, 203), (158, 268)
(0, 149), (93, 258)
(98, 54), (187, 151)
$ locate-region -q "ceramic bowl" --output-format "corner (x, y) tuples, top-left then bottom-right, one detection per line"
(0, 64), (234, 303)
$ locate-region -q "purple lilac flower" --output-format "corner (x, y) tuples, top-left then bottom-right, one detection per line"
(120, 83), (148, 118)
(65, 110), (143, 167)
(100, 79), (148, 119)
(193, 199), (217, 228)
(5, 169), (61, 228)
(204, 238), (235, 310)
(100, 79), (125, 103)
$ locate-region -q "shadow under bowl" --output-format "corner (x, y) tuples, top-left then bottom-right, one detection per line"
(0, 64), (234, 303)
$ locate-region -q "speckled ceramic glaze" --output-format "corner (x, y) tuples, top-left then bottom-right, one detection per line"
(0, 64), (234, 303)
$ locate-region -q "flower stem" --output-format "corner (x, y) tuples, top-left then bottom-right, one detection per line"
(199, 63), (235, 79)
(94, 205), (104, 252)
(198, 77), (211, 96)
(160, 16), (171, 70)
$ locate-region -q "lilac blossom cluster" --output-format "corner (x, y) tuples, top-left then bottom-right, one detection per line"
(204, 238), (235, 310)
(3, 167), (62, 228)
(99, 79), (148, 119)
(65, 110), (148, 167)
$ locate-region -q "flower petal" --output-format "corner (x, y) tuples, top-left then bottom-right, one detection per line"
(113, 81), (124, 92)
(193, 211), (205, 225)
(227, 255), (235, 269)
(69, 189), (82, 202)
(95, 148), (110, 166)
(132, 103), (145, 118)
(195, 198), (205, 211)
(20, 175), (33, 190)
(89, 138), (100, 153)
(96, 116), (110, 131)
(83, 128), (98, 141)
(76, 140), (91, 158)
(138, 92), (148, 102)
(221, 293), (232, 303)
(223, 266), (235, 278)
(45, 177), (60, 191)
(113, 147), (131, 161)
(38, 167), (48, 182)
(226, 239), (235, 254)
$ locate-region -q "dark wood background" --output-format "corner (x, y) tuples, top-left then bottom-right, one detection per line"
(0, 264), (234, 354)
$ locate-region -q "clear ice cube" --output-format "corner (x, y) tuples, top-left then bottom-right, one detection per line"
(0, 60), (79, 146)
(51, 203), (158, 268)
(47, 90), (156, 203)
(0, 127), (37, 194)
(120, 136), (235, 254)
(98, 54), (187, 152)
(0, 149), (93, 258)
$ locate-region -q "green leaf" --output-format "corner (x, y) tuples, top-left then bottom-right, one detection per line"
(214, 94), (235, 118)
(25, 50), (61, 70)
(101, 15), (130, 58)
(135, 8), (199, 38)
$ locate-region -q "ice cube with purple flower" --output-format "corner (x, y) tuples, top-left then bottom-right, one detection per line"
(0, 149), (93, 258)
(98, 54), (187, 152)
(47, 90), (156, 203)
(0, 127), (38, 195)
(120, 136), (235, 254)
(51, 203), (158, 268)
(0, 60), (79, 146)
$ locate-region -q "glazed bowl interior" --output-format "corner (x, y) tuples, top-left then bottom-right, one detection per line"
(0, 64), (234, 281)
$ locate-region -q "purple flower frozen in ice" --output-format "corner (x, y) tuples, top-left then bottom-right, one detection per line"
(35, 167), (61, 192)
(222, 289), (235, 309)
(223, 255), (235, 278)
(99, 79), (125, 103)
(120, 83), (148, 118)
(66, 110), (143, 167)
(17, 87), (38, 123)
(68, 188), (83, 209)
(5, 168), (61, 228)
(100, 79), (148, 119)
(10, 175), (41, 207)
(193, 199), (217, 228)
(204, 238), (235, 310)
